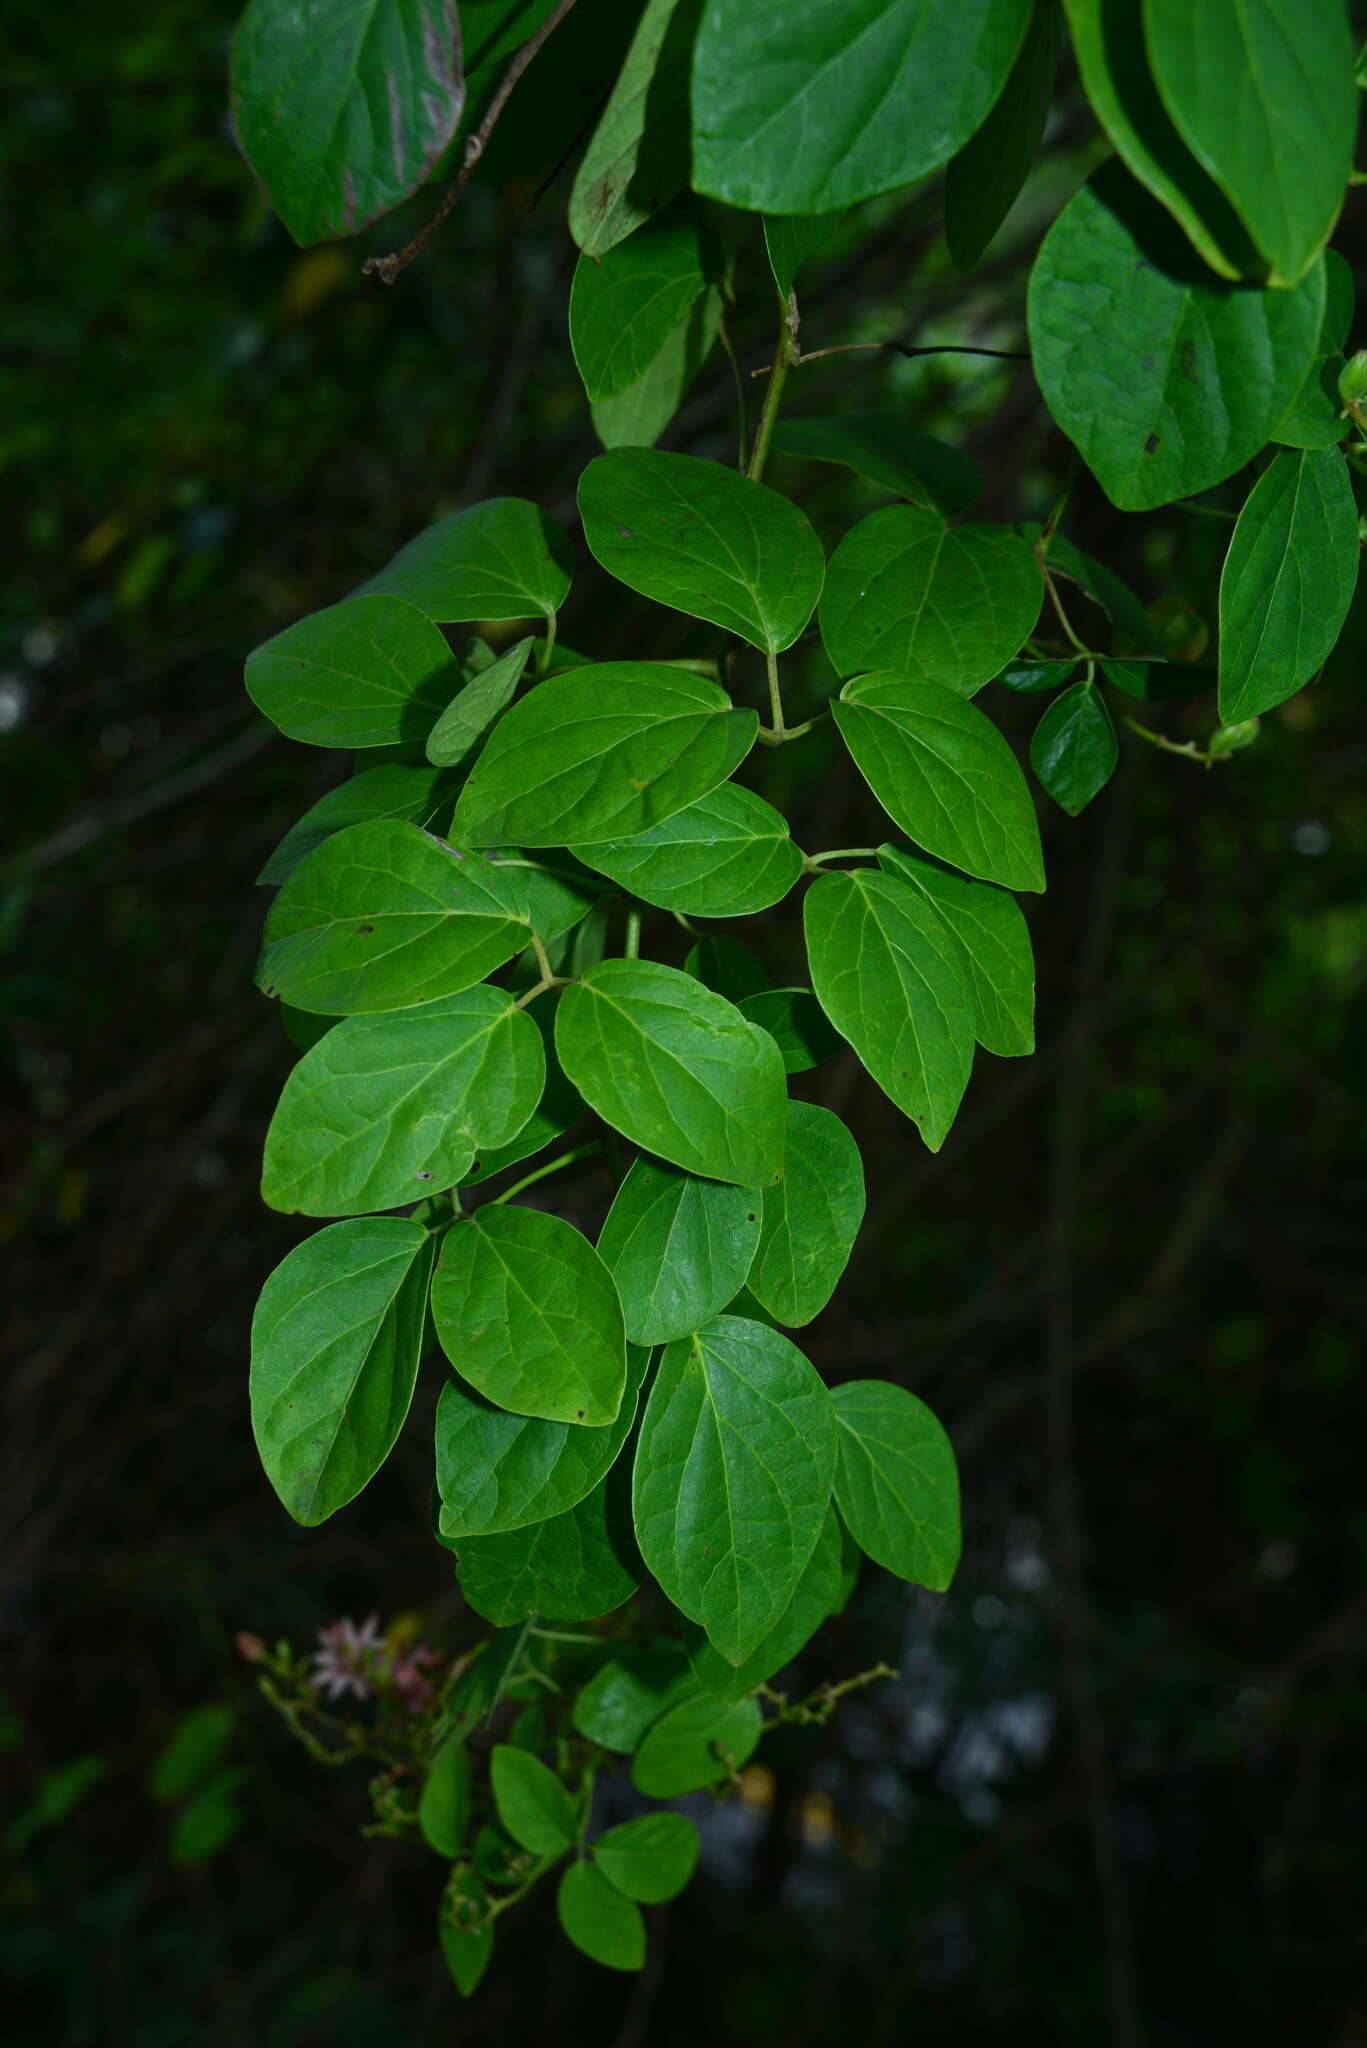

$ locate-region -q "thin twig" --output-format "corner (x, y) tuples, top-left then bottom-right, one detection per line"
(362, 0), (581, 285)
(750, 340), (1029, 379)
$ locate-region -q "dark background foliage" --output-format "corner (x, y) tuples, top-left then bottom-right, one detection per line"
(4, 5), (1366, 2042)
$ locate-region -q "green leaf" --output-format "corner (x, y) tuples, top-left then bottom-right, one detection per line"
(631, 1690), (761, 1795)
(557, 1861), (645, 1972)
(762, 211), (847, 300)
(994, 659), (1076, 695)
(591, 288), (722, 451)
(579, 449), (825, 654)
(569, 0), (702, 255)
(452, 1474), (639, 1626)
(820, 507), (1041, 692)
(685, 1506), (842, 1701)
(231, 0), (464, 246)
(357, 498), (572, 624)
(490, 1744), (577, 1858)
(684, 934), (773, 1003)
(592, 1813), (700, 1902)
(451, 665), (757, 848)
(748, 1103), (864, 1328)
(1062, 0), (1265, 280)
(1043, 533), (1162, 651)
(598, 1158), (762, 1346)
(425, 637), (532, 767)
(804, 868), (974, 1148)
(1276, 250), (1354, 451)
(879, 844), (1035, 1058)
(772, 414), (982, 521)
(418, 1732), (470, 1858)
(570, 200), (711, 402)
(255, 821), (531, 1015)
(246, 595), (459, 750)
(737, 988), (842, 1075)
(432, 1205), (627, 1427)
(460, 993), (584, 1186)
(577, 783), (802, 918)
(944, 0), (1064, 266)
(1030, 679), (1118, 815)
(1028, 166), (1325, 511)
(632, 1315), (837, 1663)
(250, 1218), (433, 1525)
(691, 0), (1033, 213)
(435, 1345), (648, 1539)
(439, 1895), (493, 1999)
(571, 1645), (698, 1752)
(167, 1772), (247, 1865)
(148, 1706), (236, 1805)
(830, 1379), (961, 1588)
(1101, 658), (1214, 702)
(1217, 447), (1359, 723)
(261, 986), (544, 1217)
(1143, 0), (1355, 285)
(257, 765), (456, 887)
(833, 672), (1046, 892)
(556, 960), (788, 1187)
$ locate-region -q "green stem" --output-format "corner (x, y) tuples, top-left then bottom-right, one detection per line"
(746, 295), (799, 481)
(538, 613), (558, 675)
(1036, 554), (1090, 656)
(490, 1142), (603, 1206)
(801, 846), (879, 873)
(1041, 449), (1079, 547)
(763, 648), (785, 738)
(527, 1627), (607, 1645)
(717, 309), (749, 471)
(624, 908), (641, 959)
(1121, 713), (1220, 769)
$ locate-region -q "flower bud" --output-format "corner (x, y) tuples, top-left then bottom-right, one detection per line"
(1337, 350), (1367, 407)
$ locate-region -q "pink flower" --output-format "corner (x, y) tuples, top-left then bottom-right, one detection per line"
(310, 1614), (386, 1701)
(391, 1643), (438, 1712)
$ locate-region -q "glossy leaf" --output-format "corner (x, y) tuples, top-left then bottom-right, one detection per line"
(944, 0), (1064, 266)
(772, 414), (982, 521)
(256, 820), (530, 1015)
(250, 1218), (433, 1525)
(232, 0), (464, 247)
(685, 1506), (842, 1701)
(763, 211), (846, 300)
(435, 1347), (647, 1540)
(1143, 0), (1355, 285)
(820, 507), (1041, 692)
(1029, 166), (1325, 511)
(994, 659), (1076, 696)
(357, 499), (572, 624)
(748, 1102), (864, 1328)
(490, 1744), (577, 1858)
(592, 1812), (699, 1903)
(591, 288), (721, 451)
(684, 934), (773, 1003)
(577, 782), (802, 918)
(691, 0), (1033, 213)
(425, 637), (532, 767)
(432, 1205), (627, 1427)
(451, 664), (756, 848)
(879, 844), (1035, 1058)
(1276, 250), (1354, 451)
(452, 1475), (639, 1626)
(831, 1379), (961, 1588)
(569, 0), (701, 255)
(630, 1689), (761, 1795)
(256, 765), (455, 887)
(736, 988), (843, 1075)
(1030, 679), (1118, 815)
(598, 1158), (762, 1346)
(804, 868), (974, 1149)
(633, 1315), (837, 1663)
(1062, 0), (1265, 280)
(261, 986), (544, 1217)
(571, 1645), (698, 1752)
(557, 1861), (645, 1972)
(833, 672), (1046, 892)
(459, 994), (584, 1186)
(418, 1733), (470, 1858)
(556, 960), (788, 1188)
(246, 595), (459, 750)
(570, 201), (710, 401)
(1217, 447), (1359, 723)
(579, 449), (825, 654)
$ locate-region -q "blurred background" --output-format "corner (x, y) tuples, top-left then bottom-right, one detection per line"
(4, 4), (1366, 2041)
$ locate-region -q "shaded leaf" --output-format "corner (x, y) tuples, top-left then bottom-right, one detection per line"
(452, 1474), (639, 1626)
(944, 0), (1064, 266)
(630, 1690), (761, 1795)
(593, 1812), (699, 1902)
(598, 1158), (761, 1346)
(357, 498), (572, 624)
(257, 765), (455, 888)
(246, 595), (459, 749)
(425, 637), (532, 767)
(570, 200), (711, 401)
(418, 1732), (470, 1858)
(557, 1861), (645, 1972)
(879, 844), (1035, 1057)
(685, 1506), (842, 1701)
(736, 987), (843, 1074)
(773, 413), (982, 521)
(748, 1102), (864, 1328)
(571, 1645), (697, 1752)
(569, 0), (702, 255)
(1029, 678), (1118, 814)
(831, 1379), (961, 1588)
(591, 288), (722, 450)
(490, 1744), (577, 1857)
